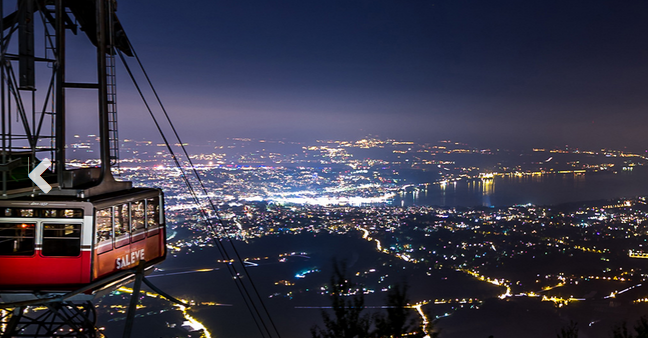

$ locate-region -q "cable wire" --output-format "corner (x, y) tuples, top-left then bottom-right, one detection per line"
(126, 42), (283, 338)
(117, 51), (273, 338)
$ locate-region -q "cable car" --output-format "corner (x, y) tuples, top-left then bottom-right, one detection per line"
(0, 0), (167, 301)
(0, 188), (165, 292)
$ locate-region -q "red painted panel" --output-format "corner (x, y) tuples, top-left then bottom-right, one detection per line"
(0, 251), (90, 288)
(0, 230), (166, 289)
(93, 230), (166, 281)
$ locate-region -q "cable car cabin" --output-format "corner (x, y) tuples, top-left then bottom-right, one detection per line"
(0, 188), (165, 292)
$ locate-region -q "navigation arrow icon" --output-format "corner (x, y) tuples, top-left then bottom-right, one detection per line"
(28, 158), (52, 194)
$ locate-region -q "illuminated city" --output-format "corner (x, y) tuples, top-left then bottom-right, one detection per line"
(72, 136), (648, 337)
(2, 1), (648, 338)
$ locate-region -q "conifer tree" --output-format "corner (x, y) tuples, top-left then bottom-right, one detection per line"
(612, 317), (648, 338)
(373, 283), (416, 338)
(311, 260), (370, 338)
(557, 321), (578, 338)
(372, 282), (439, 337)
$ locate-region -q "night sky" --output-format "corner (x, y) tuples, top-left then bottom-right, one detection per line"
(73, 1), (648, 149)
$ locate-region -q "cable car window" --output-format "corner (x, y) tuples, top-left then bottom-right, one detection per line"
(146, 197), (159, 236)
(20, 209), (34, 217)
(42, 223), (81, 256)
(0, 208), (83, 218)
(63, 209), (83, 218)
(42, 209), (84, 218)
(114, 204), (130, 248)
(131, 201), (145, 236)
(96, 208), (113, 254)
(0, 223), (35, 255)
(43, 209), (57, 218)
(114, 204), (129, 236)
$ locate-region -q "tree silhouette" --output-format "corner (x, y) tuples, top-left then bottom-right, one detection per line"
(374, 282), (418, 338)
(636, 317), (648, 338)
(557, 321), (578, 338)
(372, 282), (439, 337)
(311, 259), (370, 338)
(612, 317), (648, 338)
(311, 260), (442, 338)
(612, 322), (633, 338)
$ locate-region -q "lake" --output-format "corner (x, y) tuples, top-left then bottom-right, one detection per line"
(393, 168), (648, 207)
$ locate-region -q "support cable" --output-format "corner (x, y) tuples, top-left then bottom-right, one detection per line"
(127, 41), (283, 338)
(117, 51), (272, 338)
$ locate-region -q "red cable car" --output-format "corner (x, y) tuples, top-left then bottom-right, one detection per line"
(0, 188), (166, 292)
(0, 0), (167, 303)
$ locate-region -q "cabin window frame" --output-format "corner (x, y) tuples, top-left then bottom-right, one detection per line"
(95, 207), (113, 254)
(146, 197), (160, 237)
(0, 222), (36, 256)
(130, 200), (146, 242)
(95, 195), (161, 252)
(113, 203), (130, 249)
(41, 222), (82, 257)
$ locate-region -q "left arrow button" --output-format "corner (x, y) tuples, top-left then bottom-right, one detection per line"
(28, 158), (52, 194)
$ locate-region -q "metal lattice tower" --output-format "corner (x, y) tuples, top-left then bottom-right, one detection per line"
(0, 0), (133, 199)
(106, 0), (119, 168)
